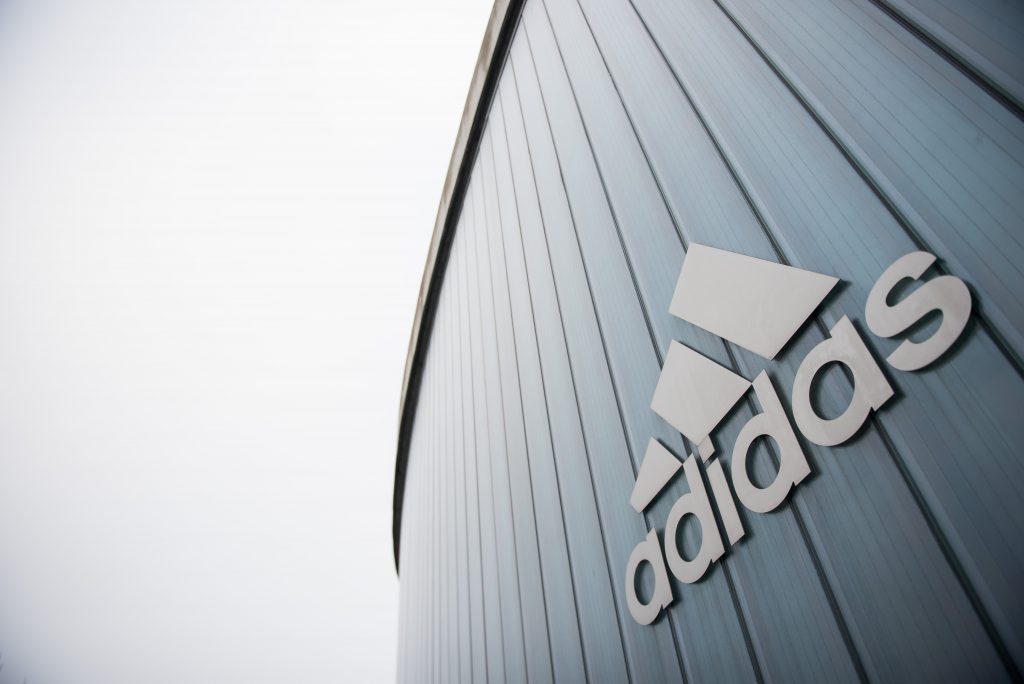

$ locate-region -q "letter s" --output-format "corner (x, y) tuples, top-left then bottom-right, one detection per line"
(865, 252), (971, 371)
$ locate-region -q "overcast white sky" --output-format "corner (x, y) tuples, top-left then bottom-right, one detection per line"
(0, 0), (492, 681)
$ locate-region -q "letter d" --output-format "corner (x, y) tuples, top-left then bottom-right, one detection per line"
(625, 529), (674, 625)
(665, 456), (724, 584)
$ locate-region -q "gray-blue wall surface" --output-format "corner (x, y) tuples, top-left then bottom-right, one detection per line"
(394, 0), (1024, 681)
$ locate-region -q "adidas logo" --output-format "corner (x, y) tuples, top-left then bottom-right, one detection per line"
(625, 245), (972, 625)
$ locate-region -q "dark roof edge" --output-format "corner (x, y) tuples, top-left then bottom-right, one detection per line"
(392, 0), (524, 573)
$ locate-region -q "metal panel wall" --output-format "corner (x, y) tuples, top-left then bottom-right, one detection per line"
(396, 0), (1024, 680)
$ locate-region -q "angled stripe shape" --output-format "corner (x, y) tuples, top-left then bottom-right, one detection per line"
(630, 439), (683, 513)
(651, 341), (751, 444)
(669, 244), (839, 360)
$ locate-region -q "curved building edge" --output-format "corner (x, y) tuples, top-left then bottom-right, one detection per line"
(391, 0), (522, 572)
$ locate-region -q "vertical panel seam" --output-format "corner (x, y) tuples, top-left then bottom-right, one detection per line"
(510, 44), (634, 684)
(714, 0), (1024, 378)
(557, 1), (776, 680)
(453, 235), (477, 684)
(450, 284), (468, 684)
(625, 1), (876, 680)
(866, 0), (1024, 119)
(437, 297), (445, 684)
(485, 116), (559, 683)
(444, 276), (468, 684)
(498, 75), (592, 684)
(531, 1), (697, 680)
(468, 174), (510, 683)
(459, 214), (493, 684)
(444, 287), (457, 684)
(479, 131), (531, 680)
(708, 1), (1024, 678)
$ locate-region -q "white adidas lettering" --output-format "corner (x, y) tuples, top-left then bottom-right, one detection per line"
(625, 247), (971, 626)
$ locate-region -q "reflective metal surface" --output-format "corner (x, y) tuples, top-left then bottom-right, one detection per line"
(396, 0), (1024, 678)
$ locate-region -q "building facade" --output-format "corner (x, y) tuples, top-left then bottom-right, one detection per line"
(393, 0), (1024, 681)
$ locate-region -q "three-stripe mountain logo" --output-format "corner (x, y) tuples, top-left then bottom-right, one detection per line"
(625, 244), (972, 625)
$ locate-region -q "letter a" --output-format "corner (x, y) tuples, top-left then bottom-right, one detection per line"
(625, 529), (674, 625)
(791, 316), (894, 446)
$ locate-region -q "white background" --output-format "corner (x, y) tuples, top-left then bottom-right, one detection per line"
(0, 0), (491, 681)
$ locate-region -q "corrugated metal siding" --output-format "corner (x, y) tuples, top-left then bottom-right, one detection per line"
(395, 0), (1024, 680)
